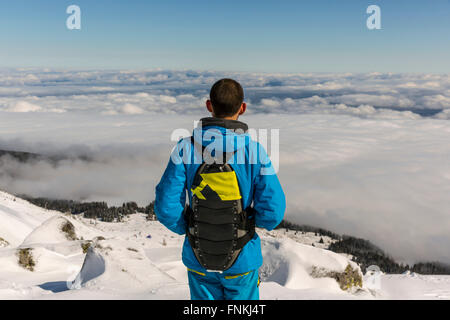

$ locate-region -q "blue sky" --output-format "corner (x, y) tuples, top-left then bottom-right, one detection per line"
(1, 0), (449, 73)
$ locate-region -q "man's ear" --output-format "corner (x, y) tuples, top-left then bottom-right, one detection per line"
(206, 100), (214, 114)
(238, 103), (247, 115)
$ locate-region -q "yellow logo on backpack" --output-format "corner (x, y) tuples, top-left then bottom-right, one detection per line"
(191, 171), (242, 201)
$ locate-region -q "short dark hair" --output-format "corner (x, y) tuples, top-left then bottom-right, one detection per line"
(210, 78), (244, 118)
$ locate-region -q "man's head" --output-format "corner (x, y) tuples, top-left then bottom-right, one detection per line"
(206, 78), (246, 120)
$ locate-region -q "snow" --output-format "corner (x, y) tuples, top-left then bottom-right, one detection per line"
(260, 237), (358, 291)
(0, 190), (449, 300)
(379, 273), (450, 300)
(70, 247), (105, 290)
(22, 216), (76, 246)
(0, 191), (53, 246)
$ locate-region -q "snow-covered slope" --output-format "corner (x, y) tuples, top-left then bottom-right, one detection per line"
(22, 216), (77, 246)
(261, 237), (359, 291)
(0, 191), (53, 246)
(0, 190), (449, 300)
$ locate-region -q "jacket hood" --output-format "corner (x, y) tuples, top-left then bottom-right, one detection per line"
(192, 117), (251, 153)
(197, 117), (248, 132)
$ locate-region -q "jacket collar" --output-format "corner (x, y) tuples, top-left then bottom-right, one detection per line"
(198, 117), (248, 133)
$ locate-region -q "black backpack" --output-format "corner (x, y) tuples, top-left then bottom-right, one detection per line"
(185, 137), (255, 271)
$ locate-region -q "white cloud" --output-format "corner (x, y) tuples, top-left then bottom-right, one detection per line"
(434, 109), (450, 120)
(120, 103), (145, 115)
(0, 69), (448, 116)
(159, 95), (177, 104)
(421, 95), (450, 109)
(330, 94), (415, 108)
(5, 101), (42, 113)
(260, 98), (281, 108)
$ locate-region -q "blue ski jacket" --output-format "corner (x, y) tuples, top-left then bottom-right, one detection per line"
(155, 117), (286, 274)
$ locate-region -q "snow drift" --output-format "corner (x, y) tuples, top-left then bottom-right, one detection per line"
(22, 216), (77, 246)
(70, 247), (105, 289)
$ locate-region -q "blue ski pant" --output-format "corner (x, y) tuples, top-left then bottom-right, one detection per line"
(187, 268), (260, 300)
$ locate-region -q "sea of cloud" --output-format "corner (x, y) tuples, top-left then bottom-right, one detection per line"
(0, 69), (449, 265)
(0, 69), (449, 117)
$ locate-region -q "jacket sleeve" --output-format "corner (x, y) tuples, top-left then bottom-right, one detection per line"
(252, 143), (286, 231)
(154, 141), (187, 235)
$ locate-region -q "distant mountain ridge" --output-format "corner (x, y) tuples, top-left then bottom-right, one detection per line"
(0, 149), (43, 162)
(0, 149), (92, 163)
